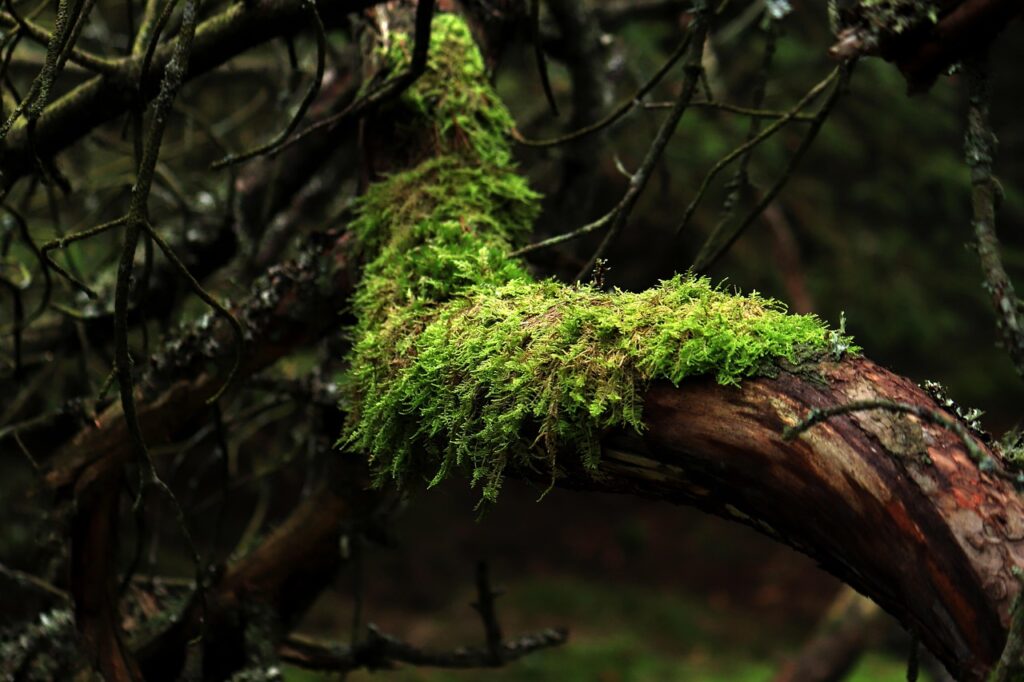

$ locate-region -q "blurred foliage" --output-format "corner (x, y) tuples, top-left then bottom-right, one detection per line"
(284, 578), (928, 682)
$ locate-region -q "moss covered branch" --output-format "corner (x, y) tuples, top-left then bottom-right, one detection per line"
(338, 13), (1024, 681)
(342, 14), (852, 501)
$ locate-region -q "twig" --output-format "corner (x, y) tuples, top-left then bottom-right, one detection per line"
(573, 6), (709, 281)
(141, 220), (243, 403)
(530, 0), (559, 117)
(675, 66), (837, 241)
(714, 17), (776, 232)
(691, 64), (850, 272)
(40, 216), (128, 298)
(782, 398), (990, 468)
(138, 0), (181, 83)
(0, 560), (70, 602)
(132, 0), (163, 56)
(264, 0), (435, 156)
(645, 99), (817, 121)
(512, 28), (693, 148)
(111, 0), (207, 636)
(906, 632), (919, 681)
(0, 0), (85, 141)
(473, 561), (505, 664)
(963, 50), (1023, 377)
(281, 624), (568, 672)
(0, 203), (50, 333)
(0, 4), (119, 75)
(0, 273), (22, 376)
(211, 0), (326, 168)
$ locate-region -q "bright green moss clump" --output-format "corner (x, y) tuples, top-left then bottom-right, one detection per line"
(347, 276), (845, 501)
(342, 14), (855, 501)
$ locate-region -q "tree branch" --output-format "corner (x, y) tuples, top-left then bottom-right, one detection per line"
(0, 0), (379, 189)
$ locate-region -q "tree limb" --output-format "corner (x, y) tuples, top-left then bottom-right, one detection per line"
(0, 0), (379, 189)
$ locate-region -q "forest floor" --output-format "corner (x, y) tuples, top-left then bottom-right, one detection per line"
(283, 478), (927, 681)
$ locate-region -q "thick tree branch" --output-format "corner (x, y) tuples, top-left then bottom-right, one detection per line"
(579, 359), (1023, 681)
(135, 475), (369, 681)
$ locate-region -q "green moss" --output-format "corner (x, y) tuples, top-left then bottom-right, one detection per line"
(341, 14), (856, 501)
(379, 13), (517, 168)
(346, 275), (844, 501)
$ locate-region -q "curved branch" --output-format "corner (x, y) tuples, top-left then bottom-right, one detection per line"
(570, 358), (1022, 681)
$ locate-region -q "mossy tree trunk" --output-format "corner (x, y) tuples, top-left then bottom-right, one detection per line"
(336, 7), (1024, 681)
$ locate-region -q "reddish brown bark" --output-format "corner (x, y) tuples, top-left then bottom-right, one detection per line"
(94, 353), (1022, 681)
(70, 476), (142, 682)
(569, 357), (1024, 681)
(38, 6), (1024, 680)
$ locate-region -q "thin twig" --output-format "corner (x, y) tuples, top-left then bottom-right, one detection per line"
(0, 274), (22, 376)
(512, 29), (694, 148)
(963, 51), (1023, 377)
(714, 17), (776, 231)
(211, 0), (326, 168)
(282, 626), (568, 672)
(138, 0), (181, 84)
(691, 64), (850, 272)
(0, 4), (119, 75)
(530, 0), (559, 117)
(573, 6), (709, 281)
(675, 67), (837, 241)
(132, 0), (163, 56)
(645, 99), (817, 121)
(473, 561), (505, 664)
(112, 0), (208, 635)
(0, 561), (70, 602)
(0, 203), (50, 332)
(142, 219), (244, 403)
(40, 216), (128, 298)
(906, 632), (919, 681)
(264, 0), (435, 156)
(782, 398), (990, 468)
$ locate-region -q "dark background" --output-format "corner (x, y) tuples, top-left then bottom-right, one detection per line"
(1, 2), (1022, 680)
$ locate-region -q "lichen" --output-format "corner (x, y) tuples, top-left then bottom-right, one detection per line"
(831, 0), (943, 42)
(340, 14), (857, 502)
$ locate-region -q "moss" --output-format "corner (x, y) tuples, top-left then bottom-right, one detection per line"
(341, 14), (856, 502)
(347, 275), (847, 501)
(377, 13), (518, 169)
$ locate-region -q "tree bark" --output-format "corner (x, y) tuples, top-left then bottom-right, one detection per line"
(578, 357), (1024, 681)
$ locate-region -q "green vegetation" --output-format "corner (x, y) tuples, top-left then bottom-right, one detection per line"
(342, 14), (855, 501)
